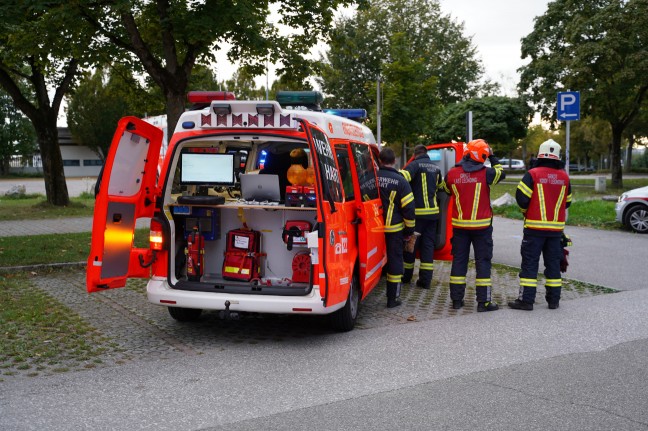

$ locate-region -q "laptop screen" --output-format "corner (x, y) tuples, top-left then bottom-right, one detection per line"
(240, 174), (281, 202)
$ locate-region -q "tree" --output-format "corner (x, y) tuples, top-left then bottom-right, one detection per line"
(0, 2), (94, 205)
(430, 96), (531, 157)
(67, 66), (161, 160)
(0, 89), (37, 175)
(518, 0), (648, 188)
(74, 0), (358, 142)
(319, 0), (492, 112)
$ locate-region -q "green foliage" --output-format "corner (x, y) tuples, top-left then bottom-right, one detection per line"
(431, 96), (531, 154)
(318, 0), (492, 148)
(318, 0), (490, 108)
(74, 0), (358, 137)
(0, 89), (37, 174)
(518, 0), (648, 187)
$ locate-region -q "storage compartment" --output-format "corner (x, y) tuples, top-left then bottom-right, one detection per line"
(169, 202), (317, 293)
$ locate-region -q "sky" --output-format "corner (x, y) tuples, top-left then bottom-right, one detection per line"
(437, 0), (551, 95)
(212, 0), (552, 96)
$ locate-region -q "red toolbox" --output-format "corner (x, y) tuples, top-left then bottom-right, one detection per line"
(222, 229), (262, 281)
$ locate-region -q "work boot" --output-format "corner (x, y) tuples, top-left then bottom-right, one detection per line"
(508, 299), (533, 311)
(415, 279), (430, 289)
(452, 300), (464, 310)
(548, 301), (560, 309)
(477, 301), (499, 312)
(387, 298), (402, 309)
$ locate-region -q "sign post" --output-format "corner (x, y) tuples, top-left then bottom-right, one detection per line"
(557, 91), (580, 173)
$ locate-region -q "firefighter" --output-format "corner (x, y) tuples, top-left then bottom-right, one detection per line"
(400, 144), (444, 289)
(443, 139), (505, 312)
(509, 139), (572, 311)
(378, 147), (416, 308)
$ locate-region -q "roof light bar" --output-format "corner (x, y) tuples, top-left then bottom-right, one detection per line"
(276, 91), (323, 110)
(324, 108), (368, 121)
(187, 91), (236, 104)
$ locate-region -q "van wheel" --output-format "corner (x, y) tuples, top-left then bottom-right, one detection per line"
(168, 306), (202, 322)
(330, 271), (360, 332)
(626, 206), (648, 233)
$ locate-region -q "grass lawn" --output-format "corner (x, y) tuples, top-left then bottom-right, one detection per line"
(0, 193), (96, 221)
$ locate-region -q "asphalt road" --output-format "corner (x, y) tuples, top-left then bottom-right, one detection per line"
(2, 177), (648, 430)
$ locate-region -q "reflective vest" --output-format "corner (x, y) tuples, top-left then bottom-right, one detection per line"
(519, 167), (570, 231)
(445, 167), (492, 229)
(378, 166), (416, 233)
(400, 155), (442, 219)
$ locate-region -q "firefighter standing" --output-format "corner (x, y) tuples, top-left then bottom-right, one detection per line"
(443, 139), (505, 312)
(400, 144), (444, 289)
(378, 147), (416, 308)
(509, 139), (572, 311)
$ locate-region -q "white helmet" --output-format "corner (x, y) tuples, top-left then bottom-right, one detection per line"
(538, 139), (561, 160)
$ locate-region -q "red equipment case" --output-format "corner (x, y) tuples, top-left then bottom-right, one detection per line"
(222, 228), (262, 281)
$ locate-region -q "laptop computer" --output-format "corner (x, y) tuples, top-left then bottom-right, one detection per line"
(240, 174), (282, 203)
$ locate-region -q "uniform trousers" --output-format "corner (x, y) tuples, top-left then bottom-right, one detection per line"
(449, 226), (493, 303)
(385, 231), (404, 300)
(518, 233), (563, 304)
(403, 218), (437, 285)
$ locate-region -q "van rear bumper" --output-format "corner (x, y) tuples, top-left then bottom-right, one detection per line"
(146, 276), (343, 315)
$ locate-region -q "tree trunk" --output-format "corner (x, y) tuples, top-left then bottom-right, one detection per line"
(165, 90), (186, 144)
(610, 125), (624, 189)
(35, 118), (69, 206)
(626, 135), (634, 173)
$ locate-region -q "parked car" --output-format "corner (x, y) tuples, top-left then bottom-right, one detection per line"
(615, 186), (648, 233)
(499, 158), (526, 170)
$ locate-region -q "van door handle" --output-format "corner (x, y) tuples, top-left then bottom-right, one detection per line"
(351, 217), (361, 225)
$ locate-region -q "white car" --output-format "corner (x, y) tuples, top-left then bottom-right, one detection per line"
(615, 185), (648, 233)
(499, 158), (526, 170)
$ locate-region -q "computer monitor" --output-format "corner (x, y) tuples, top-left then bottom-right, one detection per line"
(180, 152), (235, 186)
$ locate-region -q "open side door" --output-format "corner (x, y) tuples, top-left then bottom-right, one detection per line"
(299, 119), (349, 308)
(421, 142), (464, 261)
(349, 143), (385, 296)
(87, 117), (163, 292)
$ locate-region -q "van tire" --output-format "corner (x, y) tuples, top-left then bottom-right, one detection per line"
(330, 271), (360, 332)
(168, 306), (202, 322)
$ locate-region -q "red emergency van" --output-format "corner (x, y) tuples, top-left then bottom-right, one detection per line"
(86, 91), (386, 331)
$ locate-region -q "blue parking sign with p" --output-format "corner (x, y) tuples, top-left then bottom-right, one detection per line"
(557, 91), (580, 121)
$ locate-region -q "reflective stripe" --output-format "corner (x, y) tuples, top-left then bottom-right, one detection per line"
(386, 273), (402, 283)
(384, 222), (404, 232)
(404, 218), (415, 228)
(386, 190), (396, 226)
(475, 278), (491, 286)
(493, 166), (503, 184)
(554, 186), (566, 222)
(524, 220), (565, 230)
(404, 262), (415, 269)
(451, 184), (463, 219)
(401, 192), (414, 207)
(422, 172), (429, 208)
(471, 183), (482, 221)
(415, 207), (440, 215)
(450, 275), (466, 284)
(519, 277), (537, 287)
(451, 218), (492, 228)
(399, 169), (411, 182)
(537, 184), (547, 221)
(420, 262), (434, 270)
(545, 278), (562, 287)
(517, 181), (533, 198)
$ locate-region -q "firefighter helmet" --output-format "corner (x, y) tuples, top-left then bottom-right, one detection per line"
(466, 139), (490, 163)
(538, 139), (561, 160)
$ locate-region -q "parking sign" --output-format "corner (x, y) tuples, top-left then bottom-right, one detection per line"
(557, 91), (580, 121)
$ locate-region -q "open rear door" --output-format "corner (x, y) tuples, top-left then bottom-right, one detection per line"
(86, 117), (163, 292)
(299, 119), (349, 308)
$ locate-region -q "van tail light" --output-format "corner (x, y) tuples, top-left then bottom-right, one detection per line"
(150, 220), (164, 251)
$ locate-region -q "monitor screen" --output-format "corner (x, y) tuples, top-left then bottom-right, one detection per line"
(180, 152), (235, 186)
